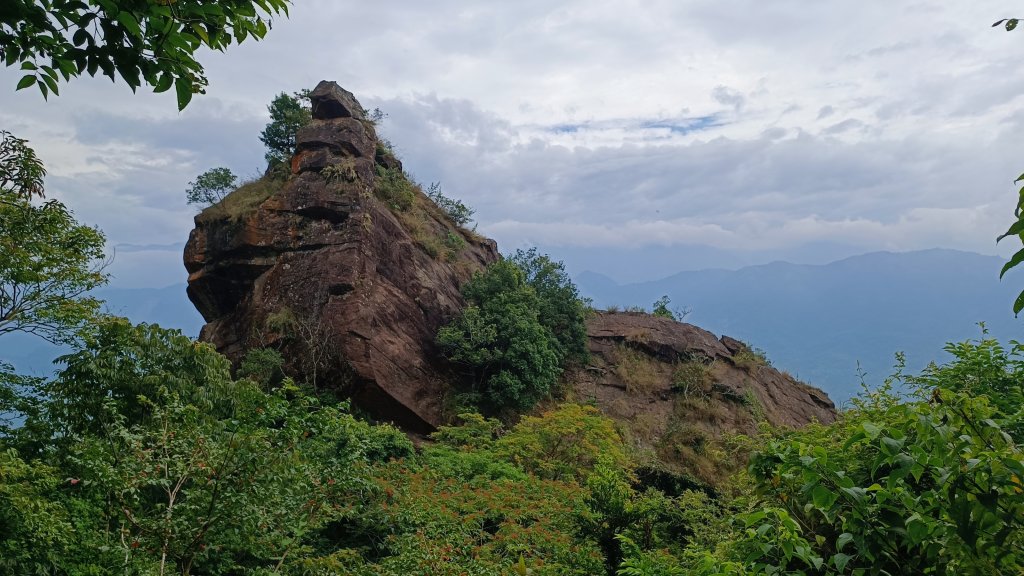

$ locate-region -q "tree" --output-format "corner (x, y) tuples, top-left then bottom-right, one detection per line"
(259, 89), (311, 167)
(507, 248), (589, 364)
(0, 189), (107, 344)
(1, 0), (292, 110)
(0, 130), (45, 200)
(438, 259), (562, 411)
(185, 166), (236, 206)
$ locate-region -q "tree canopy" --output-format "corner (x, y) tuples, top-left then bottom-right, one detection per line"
(185, 166), (236, 207)
(0, 130), (46, 200)
(0, 189), (107, 344)
(259, 89), (310, 167)
(1, 0), (291, 109)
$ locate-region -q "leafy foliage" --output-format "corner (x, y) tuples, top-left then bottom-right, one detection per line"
(185, 166), (236, 207)
(426, 181), (475, 227)
(259, 89), (311, 167)
(0, 190), (107, 343)
(2, 318), (414, 575)
(0, 130), (45, 199)
(686, 349), (1024, 576)
(1, 0), (290, 109)
(438, 259), (561, 411)
(508, 248), (590, 364)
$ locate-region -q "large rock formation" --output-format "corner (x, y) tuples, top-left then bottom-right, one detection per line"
(571, 311), (835, 485)
(184, 81), (498, 432)
(184, 80), (836, 451)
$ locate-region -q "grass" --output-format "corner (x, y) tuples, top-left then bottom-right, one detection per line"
(197, 175), (284, 223)
(609, 344), (663, 396)
(732, 344), (771, 372)
(672, 359), (714, 400)
(374, 165), (415, 211)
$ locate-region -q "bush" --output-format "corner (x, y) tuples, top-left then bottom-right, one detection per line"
(438, 260), (561, 411)
(652, 295), (691, 322)
(426, 181), (475, 227)
(732, 343), (771, 371)
(373, 165), (415, 211)
(508, 248), (589, 364)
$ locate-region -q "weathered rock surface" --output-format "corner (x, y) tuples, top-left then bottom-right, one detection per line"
(185, 82), (498, 432)
(573, 311), (835, 483)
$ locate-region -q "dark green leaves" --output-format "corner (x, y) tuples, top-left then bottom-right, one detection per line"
(2, 1), (292, 109)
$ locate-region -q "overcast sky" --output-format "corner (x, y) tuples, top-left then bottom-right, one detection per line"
(2, 1), (1023, 286)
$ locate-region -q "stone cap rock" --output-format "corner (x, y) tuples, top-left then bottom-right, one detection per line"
(309, 80), (365, 121)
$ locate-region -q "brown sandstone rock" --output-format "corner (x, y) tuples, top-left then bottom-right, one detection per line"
(309, 80), (365, 121)
(185, 83), (498, 432)
(573, 311), (835, 484)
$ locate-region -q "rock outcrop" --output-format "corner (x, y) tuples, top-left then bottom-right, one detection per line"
(184, 81), (498, 432)
(184, 80), (837, 450)
(572, 311), (835, 484)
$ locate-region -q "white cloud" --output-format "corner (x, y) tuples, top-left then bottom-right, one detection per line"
(1, 0), (1021, 286)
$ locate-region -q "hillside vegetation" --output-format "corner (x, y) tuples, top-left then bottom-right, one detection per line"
(3, 83), (1023, 575)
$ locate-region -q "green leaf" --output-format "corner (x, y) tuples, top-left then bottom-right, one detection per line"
(832, 553), (853, 572)
(811, 485), (838, 510)
(116, 11), (143, 38)
(40, 73), (59, 96)
(1013, 290), (1024, 316)
(997, 219), (1024, 243)
(153, 73), (173, 94)
(999, 247), (1024, 279)
(175, 77), (194, 111)
(16, 75), (37, 91)
(836, 532), (854, 551)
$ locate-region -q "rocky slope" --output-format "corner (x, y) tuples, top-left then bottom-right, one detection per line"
(184, 81), (836, 445)
(184, 81), (498, 432)
(572, 311), (835, 483)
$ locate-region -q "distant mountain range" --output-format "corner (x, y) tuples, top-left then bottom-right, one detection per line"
(575, 249), (1022, 404)
(3, 249), (1021, 405)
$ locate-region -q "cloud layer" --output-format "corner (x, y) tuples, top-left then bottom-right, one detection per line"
(1, 0), (1021, 286)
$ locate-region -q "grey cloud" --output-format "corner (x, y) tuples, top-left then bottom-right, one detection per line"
(712, 86), (745, 111)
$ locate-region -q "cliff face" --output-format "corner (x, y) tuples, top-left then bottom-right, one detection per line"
(184, 81), (498, 432)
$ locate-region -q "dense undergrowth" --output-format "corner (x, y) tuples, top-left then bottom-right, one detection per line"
(2, 313), (1022, 574)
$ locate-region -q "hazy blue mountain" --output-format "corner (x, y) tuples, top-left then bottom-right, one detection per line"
(1, 284), (203, 376)
(576, 249), (1022, 404)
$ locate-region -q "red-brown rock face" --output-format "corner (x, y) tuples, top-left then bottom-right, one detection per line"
(573, 311), (836, 483)
(184, 81), (498, 432)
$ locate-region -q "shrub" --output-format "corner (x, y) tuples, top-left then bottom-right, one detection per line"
(373, 165), (415, 211)
(732, 344), (771, 371)
(438, 261), (561, 411)
(195, 175), (282, 223)
(652, 295), (691, 322)
(426, 181), (475, 227)
(672, 360), (714, 400)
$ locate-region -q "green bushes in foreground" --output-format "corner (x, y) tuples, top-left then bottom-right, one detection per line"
(2, 315), (1022, 574)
